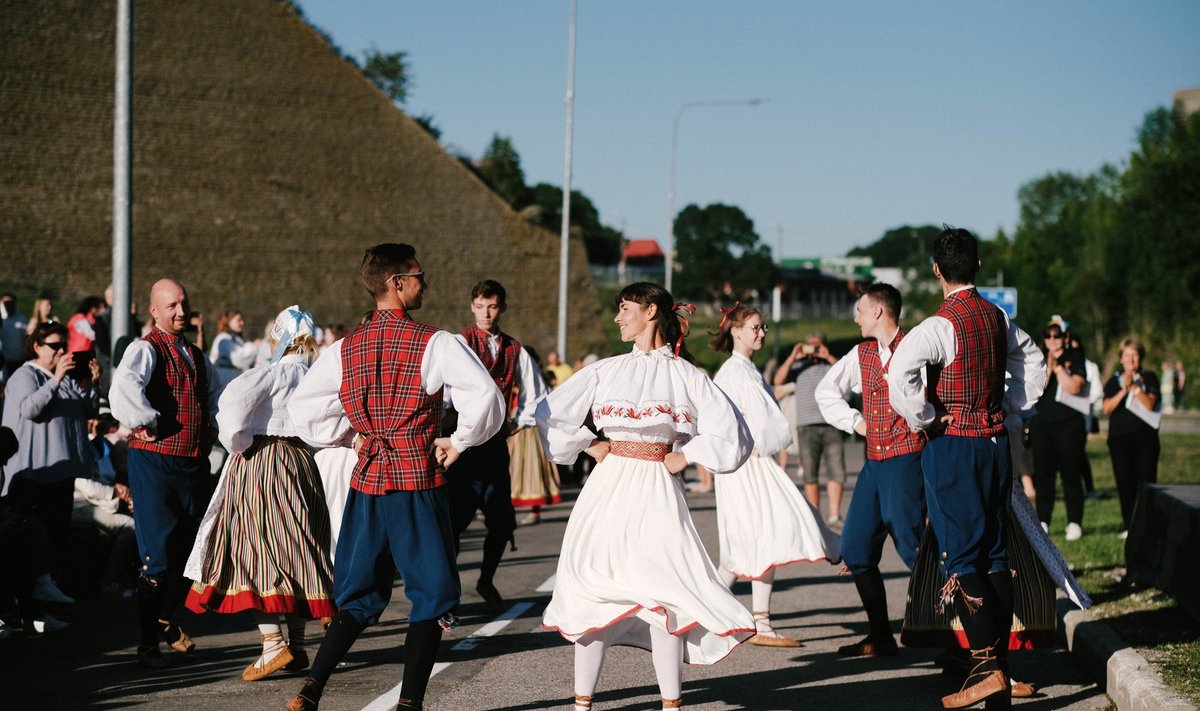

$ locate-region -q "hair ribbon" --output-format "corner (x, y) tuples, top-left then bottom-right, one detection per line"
(671, 302), (695, 358)
(717, 301), (741, 331)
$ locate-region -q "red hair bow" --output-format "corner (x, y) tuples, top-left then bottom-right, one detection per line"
(717, 301), (741, 331)
(671, 302), (695, 358)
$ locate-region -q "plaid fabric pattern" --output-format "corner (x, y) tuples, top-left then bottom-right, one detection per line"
(461, 326), (522, 405)
(859, 329), (924, 461)
(928, 289), (1007, 438)
(339, 309), (444, 494)
(129, 328), (211, 458)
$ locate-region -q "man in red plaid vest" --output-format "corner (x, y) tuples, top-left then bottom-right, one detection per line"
(888, 228), (1044, 709)
(448, 279), (548, 614)
(816, 282), (927, 658)
(109, 278), (221, 669)
(285, 244), (504, 711)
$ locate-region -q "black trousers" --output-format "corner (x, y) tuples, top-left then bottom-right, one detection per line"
(1107, 427), (1160, 529)
(1031, 416), (1087, 526)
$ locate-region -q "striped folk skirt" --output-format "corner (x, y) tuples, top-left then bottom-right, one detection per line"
(900, 508), (1057, 650)
(509, 426), (561, 508)
(185, 436), (336, 617)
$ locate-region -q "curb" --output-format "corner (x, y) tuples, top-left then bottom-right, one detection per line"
(1058, 599), (1197, 711)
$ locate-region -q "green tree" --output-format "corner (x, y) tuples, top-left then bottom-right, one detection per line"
(848, 224), (941, 270)
(673, 203), (775, 301)
(361, 49), (410, 104)
(527, 183), (624, 265)
(478, 135), (530, 208)
(1115, 104), (1200, 347)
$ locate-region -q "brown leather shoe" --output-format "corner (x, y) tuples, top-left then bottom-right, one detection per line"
(1009, 679), (1035, 698)
(942, 670), (1008, 709)
(242, 638), (294, 682)
(837, 636), (898, 657)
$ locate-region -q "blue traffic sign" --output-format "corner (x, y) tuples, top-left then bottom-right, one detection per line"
(977, 286), (1018, 318)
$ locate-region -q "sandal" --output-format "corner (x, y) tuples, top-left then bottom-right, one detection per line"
(242, 631), (294, 682)
(572, 694), (592, 710)
(662, 698), (683, 709)
(748, 611), (802, 648)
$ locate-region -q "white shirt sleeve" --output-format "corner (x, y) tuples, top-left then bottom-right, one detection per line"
(108, 339), (159, 430)
(216, 366), (273, 454)
(1003, 320), (1046, 415)
(515, 347), (549, 428)
(288, 340), (354, 449)
(421, 331), (505, 452)
(535, 364), (600, 465)
(816, 348), (863, 435)
(887, 317), (953, 430)
(679, 367), (753, 474)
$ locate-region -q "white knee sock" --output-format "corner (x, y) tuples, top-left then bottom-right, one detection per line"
(649, 624), (684, 704)
(254, 612), (286, 667)
(751, 570), (775, 634)
(574, 636), (608, 704)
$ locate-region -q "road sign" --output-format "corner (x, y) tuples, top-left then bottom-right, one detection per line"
(977, 286), (1018, 318)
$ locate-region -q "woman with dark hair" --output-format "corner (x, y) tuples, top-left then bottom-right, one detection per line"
(709, 303), (840, 648)
(1102, 337), (1161, 536)
(185, 306), (335, 682)
(1028, 320), (1089, 540)
(537, 282), (754, 711)
(1, 322), (99, 591)
(66, 296), (106, 353)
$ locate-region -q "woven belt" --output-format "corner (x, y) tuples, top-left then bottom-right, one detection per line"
(608, 441), (670, 462)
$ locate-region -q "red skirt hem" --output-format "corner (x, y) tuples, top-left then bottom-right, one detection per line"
(185, 586), (337, 618)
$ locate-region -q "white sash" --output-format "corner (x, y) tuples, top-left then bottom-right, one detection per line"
(1055, 379), (1092, 416)
(1126, 390), (1162, 430)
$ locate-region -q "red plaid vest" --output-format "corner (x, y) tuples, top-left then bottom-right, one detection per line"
(927, 289), (1007, 438)
(859, 329), (924, 461)
(461, 326), (522, 405)
(128, 327), (211, 458)
(339, 309), (444, 494)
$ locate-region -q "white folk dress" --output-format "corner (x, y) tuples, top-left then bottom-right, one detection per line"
(537, 345), (755, 664)
(713, 352), (841, 579)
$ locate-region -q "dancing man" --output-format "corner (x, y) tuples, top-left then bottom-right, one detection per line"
(284, 244), (505, 711)
(449, 279), (547, 611)
(887, 227), (1043, 709)
(815, 283), (927, 657)
(109, 278), (222, 668)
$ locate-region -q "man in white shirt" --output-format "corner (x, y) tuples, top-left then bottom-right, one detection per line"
(816, 283), (926, 657)
(887, 228), (1043, 709)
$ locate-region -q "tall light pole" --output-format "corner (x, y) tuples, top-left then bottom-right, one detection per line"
(556, 0), (578, 363)
(112, 0), (134, 344)
(665, 97), (765, 294)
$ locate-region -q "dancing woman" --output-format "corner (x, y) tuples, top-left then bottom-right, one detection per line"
(184, 306), (335, 681)
(537, 283), (754, 711)
(709, 303), (840, 648)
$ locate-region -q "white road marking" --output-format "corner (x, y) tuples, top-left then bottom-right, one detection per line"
(359, 601), (536, 711)
(536, 573), (556, 592)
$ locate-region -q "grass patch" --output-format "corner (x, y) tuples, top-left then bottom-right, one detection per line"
(1048, 431), (1200, 705)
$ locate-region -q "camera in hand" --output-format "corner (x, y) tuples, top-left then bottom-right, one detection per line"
(801, 344), (816, 356)
(69, 349), (94, 381)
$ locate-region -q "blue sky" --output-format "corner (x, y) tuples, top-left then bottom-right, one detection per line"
(299, 1), (1200, 259)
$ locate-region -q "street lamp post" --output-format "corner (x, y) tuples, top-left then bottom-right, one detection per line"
(665, 97), (765, 294)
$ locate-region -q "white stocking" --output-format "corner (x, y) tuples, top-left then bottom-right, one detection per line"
(751, 570), (775, 634)
(253, 612), (286, 668)
(649, 624), (684, 705)
(574, 635), (608, 705)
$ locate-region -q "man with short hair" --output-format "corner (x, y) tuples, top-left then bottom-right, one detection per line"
(774, 332), (845, 526)
(816, 283), (927, 657)
(888, 228), (1043, 709)
(449, 279), (547, 611)
(285, 244), (504, 711)
(109, 278), (221, 668)
(0, 293), (29, 379)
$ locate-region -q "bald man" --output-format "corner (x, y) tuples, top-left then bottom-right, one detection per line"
(110, 279), (222, 668)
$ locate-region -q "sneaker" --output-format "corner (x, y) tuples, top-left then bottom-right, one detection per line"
(517, 511), (541, 526)
(1065, 523), (1083, 541)
(31, 614), (70, 634)
(826, 516), (843, 531)
(31, 577), (75, 605)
